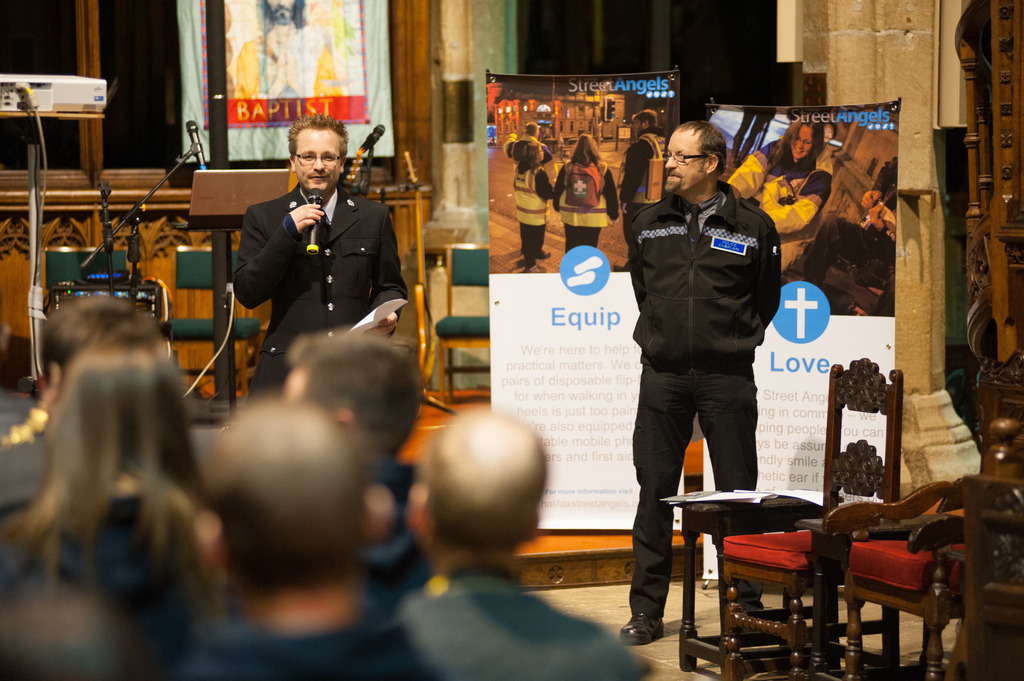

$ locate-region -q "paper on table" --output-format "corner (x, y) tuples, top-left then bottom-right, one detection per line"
(348, 298), (407, 335)
(765, 489), (824, 505)
(661, 490), (775, 505)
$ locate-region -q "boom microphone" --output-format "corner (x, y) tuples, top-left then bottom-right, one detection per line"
(185, 120), (207, 170)
(306, 188), (323, 255)
(358, 124), (386, 153)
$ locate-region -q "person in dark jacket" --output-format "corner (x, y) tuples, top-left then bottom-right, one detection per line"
(284, 333), (429, 617)
(0, 346), (217, 667)
(234, 113), (407, 393)
(620, 120), (781, 646)
(174, 400), (443, 681)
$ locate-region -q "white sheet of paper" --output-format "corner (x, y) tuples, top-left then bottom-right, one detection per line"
(348, 298), (407, 335)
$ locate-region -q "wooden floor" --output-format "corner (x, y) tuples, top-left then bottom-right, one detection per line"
(399, 388), (699, 588)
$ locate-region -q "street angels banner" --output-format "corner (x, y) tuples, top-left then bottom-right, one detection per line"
(177, 0), (395, 160)
(486, 70), (680, 529)
(699, 101), (900, 574)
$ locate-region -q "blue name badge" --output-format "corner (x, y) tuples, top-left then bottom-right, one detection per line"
(710, 235), (747, 256)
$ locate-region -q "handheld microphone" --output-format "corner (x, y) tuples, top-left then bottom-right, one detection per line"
(185, 120), (207, 170)
(358, 124), (386, 153)
(306, 189), (323, 255)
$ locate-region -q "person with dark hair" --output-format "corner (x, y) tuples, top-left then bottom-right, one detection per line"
(1, 295), (167, 521)
(621, 120), (781, 645)
(400, 412), (645, 681)
(284, 333), (429, 616)
(618, 109), (665, 245)
(0, 346), (217, 667)
(786, 157), (898, 316)
(728, 119), (832, 236)
(512, 140), (554, 272)
(174, 400), (443, 681)
(553, 134), (619, 252)
(234, 113), (407, 393)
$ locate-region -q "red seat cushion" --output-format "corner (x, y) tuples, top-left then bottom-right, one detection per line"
(849, 540), (965, 593)
(723, 530), (813, 571)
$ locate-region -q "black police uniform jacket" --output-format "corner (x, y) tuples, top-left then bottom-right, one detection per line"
(626, 181), (781, 373)
(234, 185), (407, 391)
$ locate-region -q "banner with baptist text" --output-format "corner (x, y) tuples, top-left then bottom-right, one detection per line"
(486, 70), (680, 529)
(699, 101), (900, 576)
(177, 0), (395, 160)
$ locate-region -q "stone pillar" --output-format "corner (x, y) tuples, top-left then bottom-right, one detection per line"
(807, 0), (978, 491)
(424, 0), (513, 393)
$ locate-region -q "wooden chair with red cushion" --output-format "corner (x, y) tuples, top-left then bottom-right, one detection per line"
(719, 358), (904, 681)
(821, 481), (964, 681)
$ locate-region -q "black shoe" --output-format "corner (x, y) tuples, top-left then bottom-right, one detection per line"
(536, 250), (551, 260)
(619, 613), (663, 646)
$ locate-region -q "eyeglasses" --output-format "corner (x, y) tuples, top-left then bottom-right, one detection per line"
(295, 152), (341, 167)
(664, 152), (709, 165)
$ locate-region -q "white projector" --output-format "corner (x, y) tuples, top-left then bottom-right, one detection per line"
(0, 74), (107, 114)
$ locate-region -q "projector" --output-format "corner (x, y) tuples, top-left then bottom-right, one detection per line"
(0, 74), (107, 114)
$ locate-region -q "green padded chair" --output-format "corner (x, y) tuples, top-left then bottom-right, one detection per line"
(172, 246), (262, 393)
(434, 243), (490, 404)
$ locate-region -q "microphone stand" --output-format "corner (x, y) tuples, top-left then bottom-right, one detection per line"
(343, 147), (375, 197)
(98, 180), (115, 296)
(81, 143), (202, 271)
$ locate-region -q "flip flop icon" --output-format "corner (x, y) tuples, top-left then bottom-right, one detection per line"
(566, 255), (604, 287)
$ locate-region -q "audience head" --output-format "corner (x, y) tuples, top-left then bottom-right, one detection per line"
(201, 400), (370, 594)
(40, 296), (166, 409)
(409, 412), (546, 566)
(284, 334), (421, 459)
(524, 121), (540, 138)
(6, 346), (203, 577)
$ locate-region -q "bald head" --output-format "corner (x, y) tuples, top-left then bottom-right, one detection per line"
(207, 400), (367, 591)
(420, 412), (546, 552)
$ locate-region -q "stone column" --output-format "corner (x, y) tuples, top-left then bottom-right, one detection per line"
(806, 0), (978, 490)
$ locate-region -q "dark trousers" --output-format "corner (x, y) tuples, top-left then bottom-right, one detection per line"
(564, 224), (600, 252)
(629, 363), (761, 616)
(519, 221), (546, 267)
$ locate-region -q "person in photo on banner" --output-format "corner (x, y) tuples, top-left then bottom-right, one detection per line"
(513, 141), (555, 273)
(727, 119), (832, 237)
(234, 113), (407, 393)
(233, 0), (346, 101)
(553, 134), (619, 252)
(504, 121), (552, 166)
(785, 157), (898, 316)
(621, 121), (781, 646)
(618, 110), (666, 251)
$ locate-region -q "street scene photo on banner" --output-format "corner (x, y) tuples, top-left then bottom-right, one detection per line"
(709, 102), (900, 317)
(486, 72), (680, 276)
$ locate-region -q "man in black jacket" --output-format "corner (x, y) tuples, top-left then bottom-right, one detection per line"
(234, 114), (407, 393)
(620, 121), (781, 645)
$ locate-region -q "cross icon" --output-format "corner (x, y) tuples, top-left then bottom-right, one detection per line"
(784, 285), (818, 339)
(572, 178), (587, 194)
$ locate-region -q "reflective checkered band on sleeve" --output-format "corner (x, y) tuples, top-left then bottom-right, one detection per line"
(637, 225), (687, 244)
